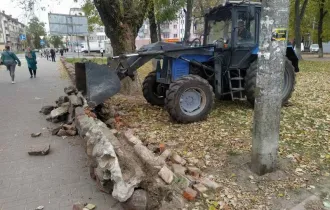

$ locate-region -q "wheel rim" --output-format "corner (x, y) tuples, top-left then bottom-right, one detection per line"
(154, 83), (165, 99)
(179, 88), (206, 116)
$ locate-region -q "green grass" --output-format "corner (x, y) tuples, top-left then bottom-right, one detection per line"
(65, 57), (107, 65)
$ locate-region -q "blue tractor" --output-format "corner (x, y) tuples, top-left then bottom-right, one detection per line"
(77, 1), (299, 123)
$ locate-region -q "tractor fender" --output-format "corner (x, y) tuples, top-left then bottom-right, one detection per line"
(286, 45), (299, 72)
(251, 45), (299, 72)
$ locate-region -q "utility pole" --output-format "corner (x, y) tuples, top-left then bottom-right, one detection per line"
(251, 0), (290, 175)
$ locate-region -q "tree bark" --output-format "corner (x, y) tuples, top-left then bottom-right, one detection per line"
(294, 0), (308, 59)
(157, 23), (162, 41)
(317, 0), (327, 58)
(148, 0), (158, 43)
(183, 0), (193, 44)
(86, 36), (91, 55)
(93, 0), (148, 94)
(251, 0), (290, 175)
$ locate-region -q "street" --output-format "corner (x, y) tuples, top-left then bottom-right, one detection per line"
(0, 56), (122, 210)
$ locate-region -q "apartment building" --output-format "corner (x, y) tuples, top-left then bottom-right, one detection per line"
(136, 9), (200, 49)
(0, 11), (26, 52)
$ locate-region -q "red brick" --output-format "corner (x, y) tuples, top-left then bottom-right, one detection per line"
(72, 203), (84, 210)
(159, 143), (166, 153)
(187, 167), (201, 177)
(183, 187), (197, 201)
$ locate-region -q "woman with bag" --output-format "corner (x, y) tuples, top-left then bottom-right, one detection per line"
(0, 45), (21, 84)
(25, 47), (38, 78)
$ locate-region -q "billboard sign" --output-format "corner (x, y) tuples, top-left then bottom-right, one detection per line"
(48, 13), (89, 36)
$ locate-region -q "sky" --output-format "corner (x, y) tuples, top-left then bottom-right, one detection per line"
(1, 0), (81, 32)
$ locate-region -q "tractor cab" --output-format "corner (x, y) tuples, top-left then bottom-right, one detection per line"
(203, 1), (261, 69)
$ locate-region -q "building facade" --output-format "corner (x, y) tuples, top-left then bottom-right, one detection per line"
(0, 11), (26, 52)
(135, 9), (201, 49)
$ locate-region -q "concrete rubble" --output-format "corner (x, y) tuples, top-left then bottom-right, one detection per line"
(28, 144), (50, 156)
(43, 77), (222, 209)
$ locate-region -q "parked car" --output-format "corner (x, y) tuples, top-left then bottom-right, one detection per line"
(310, 44), (319, 53)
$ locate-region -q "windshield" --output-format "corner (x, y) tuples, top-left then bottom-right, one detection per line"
(237, 11), (256, 45)
(311, 44), (318, 48)
(206, 18), (232, 45)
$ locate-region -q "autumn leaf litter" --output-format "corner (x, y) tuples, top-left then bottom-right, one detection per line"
(106, 61), (330, 209)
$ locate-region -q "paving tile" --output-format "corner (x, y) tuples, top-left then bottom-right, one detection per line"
(0, 59), (120, 210)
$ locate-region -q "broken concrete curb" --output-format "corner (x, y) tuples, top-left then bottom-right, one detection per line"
(28, 144), (50, 156)
(75, 107), (143, 202)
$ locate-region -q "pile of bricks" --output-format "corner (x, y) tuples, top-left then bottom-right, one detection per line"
(124, 129), (221, 202)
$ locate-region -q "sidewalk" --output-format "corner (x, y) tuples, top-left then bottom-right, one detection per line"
(0, 58), (122, 210)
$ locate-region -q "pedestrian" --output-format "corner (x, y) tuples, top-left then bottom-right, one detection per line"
(0, 45), (21, 84)
(100, 48), (104, 57)
(40, 49), (43, 58)
(25, 47), (38, 78)
(46, 49), (49, 60)
(50, 48), (56, 62)
(60, 48), (64, 56)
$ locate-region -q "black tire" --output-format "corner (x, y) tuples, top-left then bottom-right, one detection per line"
(245, 58), (296, 106)
(142, 71), (165, 106)
(165, 75), (214, 123)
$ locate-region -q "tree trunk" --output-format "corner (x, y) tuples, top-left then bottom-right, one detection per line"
(148, 0), (158, 43)
(86, 36), (91, 55)
(251, 0), (290, 175)
(294, 0), (308, 59)
(183, 0), (193, 44)
(317, 0), (327, 58)
(157, 23), (162, 41)
(294, 0), (302, 59)
(94, 0), (148, 94)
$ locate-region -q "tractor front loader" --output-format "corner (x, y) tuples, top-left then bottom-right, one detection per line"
(76, 1), (299, 123)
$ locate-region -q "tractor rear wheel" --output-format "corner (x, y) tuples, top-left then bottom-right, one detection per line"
(165, 75), (214, 123)
(245, 58), (296, 106)
(142, 71), (166, 106)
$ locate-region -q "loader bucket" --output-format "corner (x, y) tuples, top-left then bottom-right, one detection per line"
(75, 62), (121, 108)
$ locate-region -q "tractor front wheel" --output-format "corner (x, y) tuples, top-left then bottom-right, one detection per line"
(142, 71), (166, 106)
(165, 75), (214, 123)
(245, 58), (296, 106)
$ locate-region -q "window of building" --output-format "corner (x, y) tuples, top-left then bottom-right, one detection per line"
(173, 25), (177, 29)
(181, 29), (184, 34)
(181, 20), (184, 24)
(163, 23), (170, 29)
(173, 34), (177, 38)
(163, 33), (170, 38)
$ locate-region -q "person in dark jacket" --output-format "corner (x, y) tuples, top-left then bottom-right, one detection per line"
(25, 47), (38, 78)
(60, 49), (64, 56)
(238, 20), (251, 41)
(1, 45), (21, 84)
(50, 48), (56, 62)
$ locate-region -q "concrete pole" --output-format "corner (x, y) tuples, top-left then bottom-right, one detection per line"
(251, 0), (290, 175)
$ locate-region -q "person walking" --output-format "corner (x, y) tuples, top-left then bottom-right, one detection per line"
(50, 48), (56, 62)
(46, 49), (50, 60)
(100, 48), (104, 57)
(60, 48), (64, 56)
(25, 47), (38, 78)
(0, 45), (21, 84)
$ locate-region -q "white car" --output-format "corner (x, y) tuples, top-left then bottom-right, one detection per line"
(310, 44), (319, 53)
